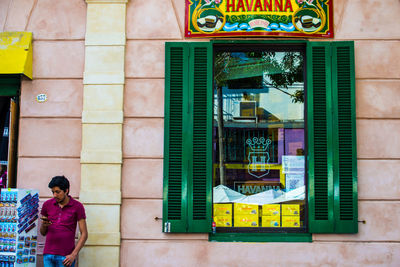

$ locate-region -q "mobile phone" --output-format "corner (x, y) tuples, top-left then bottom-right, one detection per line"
(41, 217), (51, 223)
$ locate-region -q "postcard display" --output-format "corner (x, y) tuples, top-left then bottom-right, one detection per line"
(0, 189), (39, 266)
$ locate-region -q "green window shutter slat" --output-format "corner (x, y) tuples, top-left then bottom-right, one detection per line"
(188, 43), (212, 232)
(307, 42), (335, 233)
(163, 43), (189, 233)
(332, 42), (358, 233)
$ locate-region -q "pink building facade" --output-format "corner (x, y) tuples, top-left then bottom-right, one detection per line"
(1, 0), (400, 266)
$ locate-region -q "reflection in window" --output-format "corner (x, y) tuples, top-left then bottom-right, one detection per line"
(212, 47), (306, 231)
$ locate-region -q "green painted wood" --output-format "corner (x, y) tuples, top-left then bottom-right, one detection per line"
(307, 42), (335, 233)
(163, 42), (212, 233)
(187, 42), (213, 232)
(331, 42), (358, 233)
(209, 233), (312, 242)
(163, 43), (189, 232)
(0, 75), (20, 96)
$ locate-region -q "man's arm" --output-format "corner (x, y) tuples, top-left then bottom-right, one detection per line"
(63, 219), (88, 267)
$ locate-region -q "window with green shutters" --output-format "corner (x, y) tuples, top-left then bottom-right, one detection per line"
(163, 41), (357, 238)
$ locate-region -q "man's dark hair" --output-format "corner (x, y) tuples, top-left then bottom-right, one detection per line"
(48, 175), (70, 192)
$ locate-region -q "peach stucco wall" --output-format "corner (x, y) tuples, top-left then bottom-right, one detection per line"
(120, 0), (400, 266)
(0, 0), (86, 263)
(1, 0), (400, 266)
(0, 0), (86, 197)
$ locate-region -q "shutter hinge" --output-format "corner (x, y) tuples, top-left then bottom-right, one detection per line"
(164, 221), (171, 233)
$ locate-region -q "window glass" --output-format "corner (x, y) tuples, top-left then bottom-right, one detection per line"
(213, 46), (306, 232)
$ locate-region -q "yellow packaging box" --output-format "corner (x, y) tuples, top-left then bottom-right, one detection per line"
(234, 214), (259, 227)
(261, 216), (281, 227)
(213, 203), (232, 216)
(234, 203), (259, 215)
(214, 215), (232, 227)
(282, 216), (300, 227)
(262, 204), (281, 216)
(282, 204), (300, 216)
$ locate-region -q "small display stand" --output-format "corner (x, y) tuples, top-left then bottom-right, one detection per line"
(0, 188), (39, 266)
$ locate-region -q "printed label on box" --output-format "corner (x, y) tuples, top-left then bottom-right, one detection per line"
(262, 216), (281, 227)
(234, 203), (259, 215)
(282, 204), (300, 216)
(282, 216), (300, 228)
(214, 215), (232, 227)
(234, 214), (259, 227)
(262, 204), (280, 216)
(213, 203), (232, 216)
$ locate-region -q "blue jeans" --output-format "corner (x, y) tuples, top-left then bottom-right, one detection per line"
(43, 254), (75, 267)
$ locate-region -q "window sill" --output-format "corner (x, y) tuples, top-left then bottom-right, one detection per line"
(209, 232), (312, 242)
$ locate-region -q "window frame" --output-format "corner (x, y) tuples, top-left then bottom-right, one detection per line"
(162, 40), (358, 241)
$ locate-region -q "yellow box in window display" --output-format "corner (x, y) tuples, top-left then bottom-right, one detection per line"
(234, 214), (259, 227)
(213, 203), (232, 216)
(234, 203), (258, 215)
(282, 216), (300, 227)
(282, 204), (300, 216)
(214, 215), (232, 227)
(262, 204), (281, 216)
(261, 216), (281, 227)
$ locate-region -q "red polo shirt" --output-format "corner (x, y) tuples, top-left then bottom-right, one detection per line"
(41, 196), (86, 256)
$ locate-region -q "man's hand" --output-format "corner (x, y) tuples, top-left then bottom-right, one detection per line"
(41, 216), (52, 227)
(63, 253), (77, 267)
(40, 216), (51, 236)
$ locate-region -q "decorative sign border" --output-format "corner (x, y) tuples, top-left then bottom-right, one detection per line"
(185, 0), (334, 38)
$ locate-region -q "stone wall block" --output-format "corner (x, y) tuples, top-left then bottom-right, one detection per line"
(121, 159), (163, 199)
(17, 158), (81, 198)
(355, 41), (400, 79)
(123, 118), (163, 158)
(356, 80), (400, 119)
(358, 160), (400, 200)
(18, 118), (81, 157)
(84, 45), (125, 84)
(125, 41), (164, 78)
(126, 0), (181, 39)
(86, 3), (126, 45)
(33, 41), (85, 78)
(20, 79), (83, 118)
(124, 79), (164, 117)
(80, 246), (120, 267)
(335, 0), (400, 39)
(27, 0), (86, 39)
(357, 120), (400, 158)
(3, 0), (35, 32)
(81, 124), (122, 163)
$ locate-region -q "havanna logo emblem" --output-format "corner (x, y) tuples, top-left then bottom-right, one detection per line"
(191, 0), (226, 34)
(246, 137), (271, 179)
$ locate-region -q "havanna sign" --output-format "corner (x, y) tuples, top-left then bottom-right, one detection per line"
(185, 0), (333, 38)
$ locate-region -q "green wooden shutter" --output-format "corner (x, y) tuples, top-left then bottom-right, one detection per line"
(163, 43), (189, 232)
(307, 42), (335, 233)
(307, 41), (358, 233)
(187, 43), (213, 232)
(163, 42), (212, 233)
(331, 42), (358, 233)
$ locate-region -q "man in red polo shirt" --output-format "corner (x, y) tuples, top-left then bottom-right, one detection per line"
(40, 176), (88, 267)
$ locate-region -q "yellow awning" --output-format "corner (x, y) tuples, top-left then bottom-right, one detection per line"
(0, 32), (33, 79)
